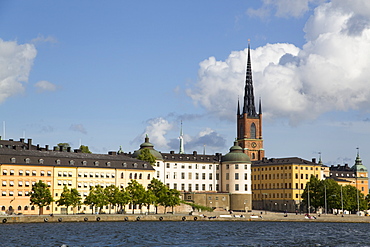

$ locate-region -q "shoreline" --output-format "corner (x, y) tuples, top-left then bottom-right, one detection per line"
(1, 211), (370, 224)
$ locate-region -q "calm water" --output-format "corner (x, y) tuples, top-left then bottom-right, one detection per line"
(0, 221), (369, 247)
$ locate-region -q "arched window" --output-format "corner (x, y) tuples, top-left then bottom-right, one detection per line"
(18, 206), (21, 210)
(252, 153), (255, 160)
(134, 173), (137, 179)
(239, 124), (244, 138)
(139, 173), (142, 179)
(121, 173), (124, 179)
(250, 123), (256, 139)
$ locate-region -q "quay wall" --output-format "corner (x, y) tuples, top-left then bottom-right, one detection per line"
(2, 213), (370, 224)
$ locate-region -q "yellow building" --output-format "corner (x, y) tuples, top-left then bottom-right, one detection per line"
(251, 157), (324, 212)
(0, 139), (154, 215)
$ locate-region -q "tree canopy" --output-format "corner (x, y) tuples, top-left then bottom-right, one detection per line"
(137, 148), (156, 165)
(56, 186), (81, 214)
(79, 145), (92, 153)
(30, 180), (54, 215)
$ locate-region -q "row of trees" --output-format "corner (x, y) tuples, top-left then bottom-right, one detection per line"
(301, 176), (368, 213)
(30, 178), (181, 215)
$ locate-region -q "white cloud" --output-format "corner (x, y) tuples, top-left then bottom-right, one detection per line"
(133, 117), (173, 150)
(247, 0), (325, 19)
(31, 34), (57, 44)
(0, 39), (37, 103)
(35, 80), (57, 92)
(188, 0), (370, 125)
(70, 124), (87, 134)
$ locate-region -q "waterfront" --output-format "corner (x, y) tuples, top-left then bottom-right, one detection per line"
(0, 221), (369, 246)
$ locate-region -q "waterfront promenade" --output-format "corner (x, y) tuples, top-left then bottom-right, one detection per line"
(1, 211), (370, 224)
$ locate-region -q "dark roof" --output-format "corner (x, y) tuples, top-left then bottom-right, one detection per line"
(252, 157), (319, 166)
(0, 145), (154, 171)
(161, 151), (221, 163)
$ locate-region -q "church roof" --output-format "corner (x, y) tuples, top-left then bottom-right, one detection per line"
(221, 141), (251, 163)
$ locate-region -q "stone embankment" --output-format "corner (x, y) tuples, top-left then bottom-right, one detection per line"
(1, 211), (370, 224)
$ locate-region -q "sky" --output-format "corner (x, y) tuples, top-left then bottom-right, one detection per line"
(1, 0), (370, 169)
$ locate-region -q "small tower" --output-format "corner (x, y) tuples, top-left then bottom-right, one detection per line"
(236, 41), (264, 161)
(351, 148), (368, 194)
(221, 140), (252, 211)
(179, 121), (184, 154)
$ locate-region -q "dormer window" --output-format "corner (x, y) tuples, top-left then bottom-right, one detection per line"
(25, 158), (30, 164)
(69, 160), (75, 165)
(39, 159), (44, 164)
(11, 157), (16, 163)
(56, 159), (61, 165)
(94, 161), (99, 166)
(106, 162), (111, 167)
(82, 161), (87, 166)
(133, 163), (138, 168)
(122, 163), (127, 167)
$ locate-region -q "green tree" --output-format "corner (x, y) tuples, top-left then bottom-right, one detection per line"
(117, 188), (131, 213)
(147, 178), (167, 214)
(137, 148), (156, 165)
(57, 143), (70, 151)
(142, 189), (157, 214)
(365, 190), (370, 209)
(164, 189), (181, 214)
(301, 175), (322, 211)
(84, 185), (108, 214)
(104, 185), (120, 214)
(323, 179), (341, 213)
(126, 180), (146, 214)
(56, 186), (81, 215)
(30, 180), (54, 215)
(80, 145), (92, 153)
(342, 185), (367, 212)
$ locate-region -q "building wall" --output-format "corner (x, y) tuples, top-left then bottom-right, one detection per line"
(251, 159), (322, 212)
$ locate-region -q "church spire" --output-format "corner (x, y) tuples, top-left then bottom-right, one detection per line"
(237, 96), (241, 115)
(179, 121), (184, 154)
(242, 40), (257, 117)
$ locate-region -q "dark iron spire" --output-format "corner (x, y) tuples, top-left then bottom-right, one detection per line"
(242, 41), (257, 117)
(237, 96), (240, 115)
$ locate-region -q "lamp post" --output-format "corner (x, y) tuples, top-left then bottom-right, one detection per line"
(340, 185), (344, 216)
(324, 184), (327, 215)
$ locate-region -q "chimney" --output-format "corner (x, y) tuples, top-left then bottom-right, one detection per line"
(193, 151), (197, 156)
(45, 145), (49, 151)
(312, 158), (316, 163)
(170, 151), (174, 154)
(67, 147), (71, 152)
(20, 138), (24, 143)
(108, 151), (117, 155)
(53, 146), (58, 151)
(74, 149), (82, 153)
(27, 139), (32, 150)
(59, 146), (63, 152)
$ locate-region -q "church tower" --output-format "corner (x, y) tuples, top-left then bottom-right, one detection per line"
(237, 42), (264, 161)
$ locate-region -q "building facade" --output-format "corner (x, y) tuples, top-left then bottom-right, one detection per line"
(0, 138), (155, 215)
(251, 157), (324, 212)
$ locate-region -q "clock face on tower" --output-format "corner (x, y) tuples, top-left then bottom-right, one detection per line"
(251, 142), (257, 148)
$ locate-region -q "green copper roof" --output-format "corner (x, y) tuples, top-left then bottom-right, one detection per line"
(132, 135), (163, 160)
(221, 141), (251, 163)
(351, 151), (367, 172)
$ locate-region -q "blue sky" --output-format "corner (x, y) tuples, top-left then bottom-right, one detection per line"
(1, 0), (370, 169)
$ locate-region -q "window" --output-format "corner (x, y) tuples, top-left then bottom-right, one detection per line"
(209, 173), (212, 180)
(244, 165), (248, 170)
(188, 184), (192, 192)
(195, 173), (199, 179)
(235, 164), (239, 169)
(202, 184), (205, 190)
(195, 184), (199, 190)
(166, 163), (170, 168)
(10, 170), (14, 175)
(19, 170), (24, 176)
(250, 123), (256, 139)
(11, 157), (16, 163)
(188, 173), (192, 179)
(56, 159), (61, 165)
(181, 173), (185, 179)
(173, 172), (177, 179)
(226, 173), (229, 180)
(235, 184), (239, 191)
(244, 184), (248, 191)
(2, 181), (6, 186)
(2, 170), (7, 175)
(202, 173), (206, 180)
(25, 158), (30, 164)
(25, 181), (30, 187)
(40, 171), (45, 176)
(244, 173), (248, 180)
(216, 173), (219, 180)
(235, 173), (239, 180)
(226, 165), (229, 169)
(58, 171), (62, 177)
(181, 184), (185, 190)
(32, 171), (37, 176)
